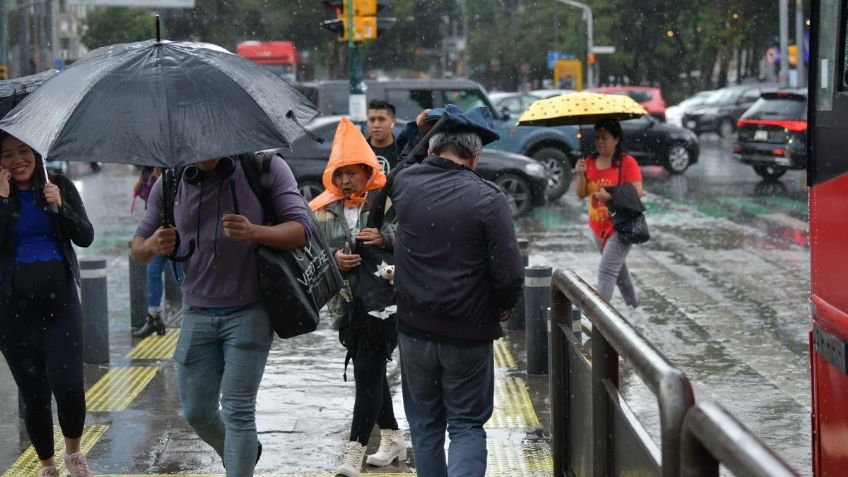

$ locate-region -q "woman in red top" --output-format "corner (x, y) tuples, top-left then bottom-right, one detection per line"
(574, 118), (644, 318)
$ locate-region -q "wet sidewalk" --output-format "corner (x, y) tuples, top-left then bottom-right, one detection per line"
(0, 316), (551, 476)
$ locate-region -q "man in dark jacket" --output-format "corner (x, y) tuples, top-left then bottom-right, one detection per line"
(389, 105), (524, 476)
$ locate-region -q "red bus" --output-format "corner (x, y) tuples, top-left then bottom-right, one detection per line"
(808, 2), (848, 475)
(236, 40), (299, 83)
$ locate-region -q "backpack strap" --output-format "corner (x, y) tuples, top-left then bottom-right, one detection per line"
(239, 152), (277, 225)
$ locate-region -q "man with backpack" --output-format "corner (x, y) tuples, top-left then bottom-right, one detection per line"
(130, 154), (310, 475)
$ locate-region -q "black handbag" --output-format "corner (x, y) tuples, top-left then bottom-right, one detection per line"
(609, 162), (650, 244)
(255, 219), (343, 338)
(235, 153), (344, 338)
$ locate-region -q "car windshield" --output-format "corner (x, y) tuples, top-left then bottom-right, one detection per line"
(704, 88), (738, 105)
(678, 91), (716, 108)
(439, 89), (490, 111)
(744, 97), (807, 120)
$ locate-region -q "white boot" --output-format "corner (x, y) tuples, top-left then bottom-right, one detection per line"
(335, 441), (366, 477)
(366, 429), (406, 466)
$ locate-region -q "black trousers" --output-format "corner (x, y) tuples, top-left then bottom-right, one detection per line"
(0, 260), (86, 460)
(349, 331), (399, 446)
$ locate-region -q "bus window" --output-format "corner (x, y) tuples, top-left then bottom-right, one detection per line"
(844, 3), (848, 89)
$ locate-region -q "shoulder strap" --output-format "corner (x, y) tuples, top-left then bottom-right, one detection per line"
(240, 152), (276, 225)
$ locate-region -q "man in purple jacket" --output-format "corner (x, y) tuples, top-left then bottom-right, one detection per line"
(131, 155), (309, 475)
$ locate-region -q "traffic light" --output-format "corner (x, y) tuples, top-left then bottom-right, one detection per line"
(321, 0), (395, 42)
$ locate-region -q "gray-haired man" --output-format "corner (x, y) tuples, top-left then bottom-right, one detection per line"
(388, 106), (524, 476)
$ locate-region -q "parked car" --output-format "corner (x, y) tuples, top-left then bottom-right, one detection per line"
(733, 89), (807, 180)
(578, 116), (700, 173)
(295, 79), (579, 201)
(273, 116), (548, 217)
(589, 86), (667, 121)
(682, 83), (778, 137)
(488, 92), (540, 117)
(665, 90), (717, 128)
(528, 88), (576, 99)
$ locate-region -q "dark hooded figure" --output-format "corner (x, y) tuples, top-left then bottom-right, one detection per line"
(388, 105), (524, 476)
(0, 131), (94, 477)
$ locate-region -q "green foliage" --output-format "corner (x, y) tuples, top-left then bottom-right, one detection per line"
(81, 8), (160, 49)
(81, 1), (789, 94)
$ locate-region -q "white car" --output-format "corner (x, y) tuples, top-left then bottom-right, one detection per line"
(665, 90), (717, 128)
(528, 88), (576, 99)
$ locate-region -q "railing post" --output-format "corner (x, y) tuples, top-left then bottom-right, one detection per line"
(592, 325), (618, 477)
(128, 241), (147, 330)
(526, 266), (552, 374)
(680, 416), (718, 477)
(507, 238), (530, 330)
(549, 279), (571, 476)
(80, 257), (109, 364)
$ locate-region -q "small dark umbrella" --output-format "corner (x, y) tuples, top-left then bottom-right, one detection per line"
(0, 23), (318, 168)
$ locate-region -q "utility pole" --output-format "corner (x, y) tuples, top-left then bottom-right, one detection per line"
(554, 0), (593, 89)
(779, 0), (789, 87)
(795, 0), (805, 87)
(347, 0), (366, 121)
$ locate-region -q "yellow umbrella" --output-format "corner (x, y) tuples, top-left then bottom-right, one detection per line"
(517, 91), (648, 126)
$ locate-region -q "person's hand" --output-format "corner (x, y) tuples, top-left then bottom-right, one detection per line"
(0, 168), (10, 198)
(43, 182), (62, 208)
(593, 188), (613, 203)
(415, 109), (433, 134)
(146, 226), (177, 256)
(575, 158), (587, 175)
(356, 227), (383, 247)
(222, 214), (256, 241)
(498, 309), (513, 322)
(334, 243), (361, 272)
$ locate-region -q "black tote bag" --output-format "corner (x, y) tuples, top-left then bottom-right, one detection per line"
(255, 218), (344, 338)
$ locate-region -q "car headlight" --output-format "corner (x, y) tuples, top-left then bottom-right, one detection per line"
(524, 162), (547, 178)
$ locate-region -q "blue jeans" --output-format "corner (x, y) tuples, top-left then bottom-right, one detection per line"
(174, 303), (273, 476)
(146, 255), (183, 312)
(398, 332), (494, 477)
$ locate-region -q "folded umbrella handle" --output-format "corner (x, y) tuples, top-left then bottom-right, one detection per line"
(168, 235), (195, 263)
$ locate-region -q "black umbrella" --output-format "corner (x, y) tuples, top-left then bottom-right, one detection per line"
(0, 69), (59, 119)
(0, 31), (318, 168)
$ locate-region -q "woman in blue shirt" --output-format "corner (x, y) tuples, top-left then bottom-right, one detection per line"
(0, 132), (94, 477)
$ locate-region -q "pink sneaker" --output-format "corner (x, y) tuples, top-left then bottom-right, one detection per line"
(63, 452), (92, 477)
(38, 466), (59, 477)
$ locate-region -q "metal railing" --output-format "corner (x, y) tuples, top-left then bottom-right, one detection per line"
(680, 401), (800, 477)
(548, 268), (801, 477)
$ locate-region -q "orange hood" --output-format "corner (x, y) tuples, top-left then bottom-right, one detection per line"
(309, 117), (386, 211)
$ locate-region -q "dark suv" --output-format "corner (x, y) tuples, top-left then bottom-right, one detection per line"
(733, 90), (807, 180)
(294, 79), (580, 200)
(682, 83), (778, 137)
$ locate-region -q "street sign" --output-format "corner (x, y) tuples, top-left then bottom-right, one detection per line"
(591, 46), (615, 54)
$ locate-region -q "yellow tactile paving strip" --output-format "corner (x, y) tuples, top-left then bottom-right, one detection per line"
(127, 328), (180, 360)
(494, 339), (517, 369)
(487, 376), (542, 429)
(86, 367), (159, 412)
(487, 440), (553, 476)
(1, 425), (108, 477)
